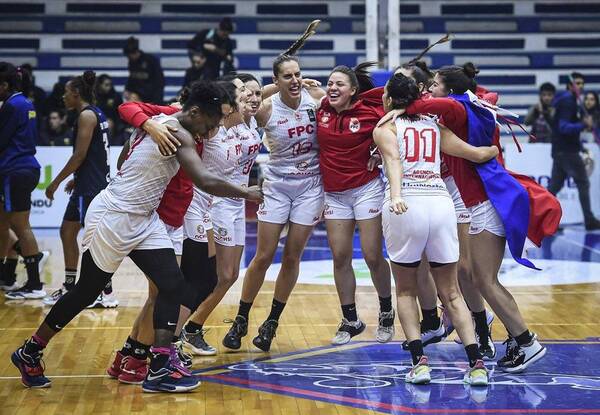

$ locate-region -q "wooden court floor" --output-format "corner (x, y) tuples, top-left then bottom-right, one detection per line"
(1, 235), (599, 415)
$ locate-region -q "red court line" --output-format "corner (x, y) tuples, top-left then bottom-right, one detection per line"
(204, 374), (600, 414)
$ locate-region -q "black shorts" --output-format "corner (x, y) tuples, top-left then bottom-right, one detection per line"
(0, 168), (40, 212)
(63, 194), (95, 226)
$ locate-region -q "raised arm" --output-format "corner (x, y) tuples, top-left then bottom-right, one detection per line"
(438, 124), (498, 163)
(373, 123), (407, 215)
(174, 127), (263, 202)
(45, 110), (96, 200)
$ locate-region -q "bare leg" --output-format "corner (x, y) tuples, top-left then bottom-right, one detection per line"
(356, 215), (391, 299)
(59, 221), (81, 270)
(189, 244), (244, 325)
(326, 219), (357, 306)
(430, 262), (477, 347)
(469, 231), (527, 336)
(240, 222), (285, 303)
(390, 262), (420, 342)
(456, 223), (485, 312)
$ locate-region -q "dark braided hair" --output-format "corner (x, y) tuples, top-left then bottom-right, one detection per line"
(329, 61), (377, 101)
(436, 62), (479, 95)
(181, 80), (233, 118)
(386, 73), (420, 110)
(69, 70), (97, 104)
(0, 62), (32, 98)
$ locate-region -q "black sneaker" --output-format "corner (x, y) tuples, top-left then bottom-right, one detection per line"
(252, 319), (278, 352)
(183, 328), (217, 356)
(497, 337), (518, 369)
(478, 334), (497, 360)
(585, 219), (600, 231)
(222, 315), (248, 350)
(402, 320), (445, 350)
(499, 334), (546, 373)
(332, 318), (366, 345)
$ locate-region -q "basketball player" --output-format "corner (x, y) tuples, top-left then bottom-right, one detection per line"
(394, 63), (495, 357)
(182, 73), (263, 355)
(223, 39), (326, 352)
(11, 81), (262, 393)
(315, 63), (395, 345)
(41, 71), (117, 308)
(374, 72), (498, 385)
(380, 63), (554, 373)
(0, 62), (46, 299)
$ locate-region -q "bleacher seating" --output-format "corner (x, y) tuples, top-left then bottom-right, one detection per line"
(2, 0), (600, 142)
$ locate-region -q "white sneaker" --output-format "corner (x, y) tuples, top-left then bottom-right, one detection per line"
(0, 281), (19, 291)
(43, 287), (67, 306)
(463, 359), (488, 386)
(500, 334), (546, 373)
(87, 292), (119, 308)
(331, 318), (366, 345)
(5, 285), (46, 300)
(405, 356), (431, 384)
(376, 309), (395, 343)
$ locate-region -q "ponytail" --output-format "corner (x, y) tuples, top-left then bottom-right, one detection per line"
(273, 20), (321, 76)
(329, 61), (377, 101)
(69, 70), (97, 104)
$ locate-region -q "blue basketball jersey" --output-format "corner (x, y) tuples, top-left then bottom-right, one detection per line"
(72, 105), (110, 197)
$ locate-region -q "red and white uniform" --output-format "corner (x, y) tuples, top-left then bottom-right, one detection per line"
(405, 89), (505, 237)
(118, 102), (194, 255)
(318, 88), (385, 220)
(258, 89), (323, 225)
(211, 119), (262, 246)
(382, 116), (459, 264)
(441, 163), (470, 224)
(82, 114), (181, 272)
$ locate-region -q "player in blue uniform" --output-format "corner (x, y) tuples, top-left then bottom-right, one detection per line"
(42, 71), (116, 308)
(0, 62), (47, 299)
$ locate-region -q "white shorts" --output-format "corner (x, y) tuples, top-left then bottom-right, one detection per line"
(443, 175), (471, 224)
(164, 223), (183, 256)
(82, 194), (173, 273)
(382, 194), (459, 264)
(468, 200), (506, 237)
(183, 189), (213, 243)
(324, 177), (384, 221)
(257, 174), (324, 226)
(211, 198), (246, 246)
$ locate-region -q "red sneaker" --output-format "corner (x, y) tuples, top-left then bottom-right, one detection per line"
(118, 356), (148, 385)
(107, 351), (124, 378)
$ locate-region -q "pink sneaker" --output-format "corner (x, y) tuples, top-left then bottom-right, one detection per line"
(169, 344), (191, 376)
(107, 351), (124, 378)
(118, 356), (148, 385)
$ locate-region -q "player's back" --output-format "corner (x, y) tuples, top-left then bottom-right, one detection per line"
(393, 116), (447, 196)
(104, 114), (180, 215)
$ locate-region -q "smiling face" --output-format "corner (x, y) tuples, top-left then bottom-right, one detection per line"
(327, 72), (356, 111)
(274, 60), (302, 100)
(244, 80), (262, 117)
(232, 78), (248, 112)
(429, 73), (449, 98)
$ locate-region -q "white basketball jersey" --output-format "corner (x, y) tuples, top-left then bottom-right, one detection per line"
(227, 117), (262, 186)
(389, 116), (447, 196)
(103, 114), (180, 215)
(263, 89), (320, 177)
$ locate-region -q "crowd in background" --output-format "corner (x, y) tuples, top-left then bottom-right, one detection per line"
(16, 17), (236, 147)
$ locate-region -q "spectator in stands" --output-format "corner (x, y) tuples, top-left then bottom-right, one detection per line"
(524, 82), (556, 143)
(96, 74), (123, 131)
(38, 109), (72, 146)
(548, 72), (600, 230)
(582, 91), (600, 144)
(20, 64), (47, 126)
(182, 51), (209, 90)
(123, 36), (164, 104)
(187, 17), (235, 79)
(45, 82), (66, 116)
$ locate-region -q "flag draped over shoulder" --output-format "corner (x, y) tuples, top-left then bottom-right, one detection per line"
(449, 92), (561, 270)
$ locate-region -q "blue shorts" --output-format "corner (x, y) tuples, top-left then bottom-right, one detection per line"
(0, 168), (40, 212)
(63, 194), (95, 226)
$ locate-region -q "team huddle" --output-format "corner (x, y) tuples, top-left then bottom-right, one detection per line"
(1, 26), (561, 394)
